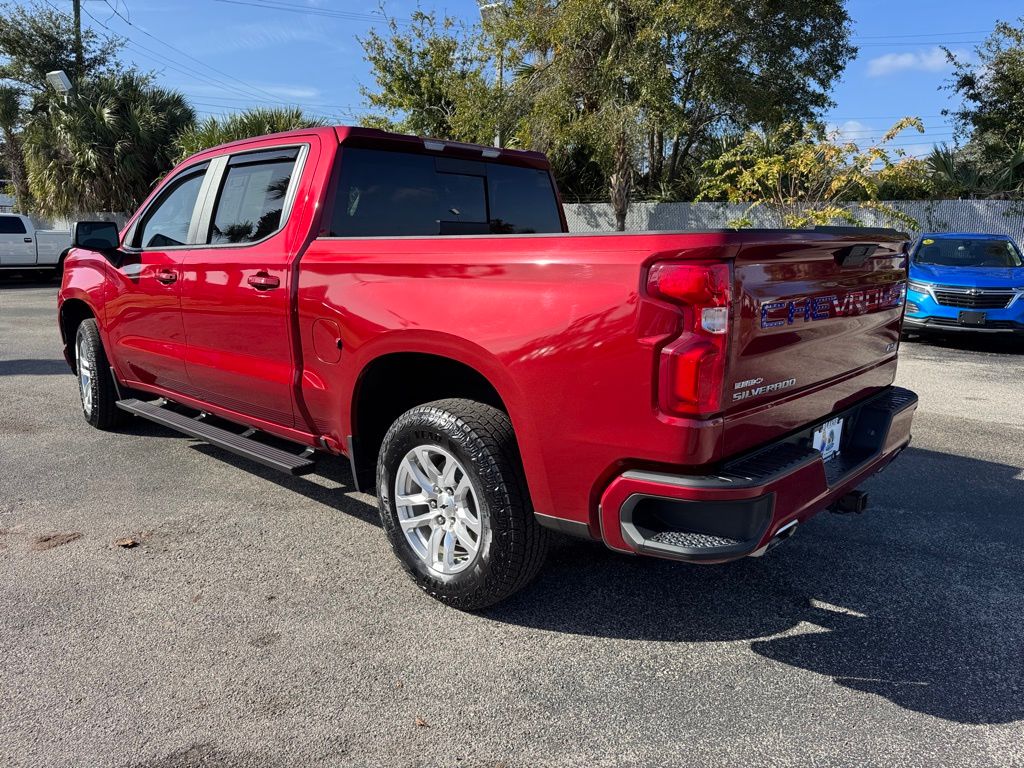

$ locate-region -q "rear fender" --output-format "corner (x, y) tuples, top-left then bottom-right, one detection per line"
(343, 331), (553, 515)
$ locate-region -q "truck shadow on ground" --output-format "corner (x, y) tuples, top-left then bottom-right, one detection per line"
(188, 441), (382, 529)
(487, 446), (1024, 726)
(0, 273), (58, 289)
(0, 358), (71, 376)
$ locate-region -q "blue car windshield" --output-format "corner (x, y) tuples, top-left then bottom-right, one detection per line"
(915, 237), (1023, 268)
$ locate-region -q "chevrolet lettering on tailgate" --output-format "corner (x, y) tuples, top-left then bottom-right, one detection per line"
(760, 284), (905, 329)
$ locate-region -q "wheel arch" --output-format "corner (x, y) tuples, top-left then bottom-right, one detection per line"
(348, 350), (518, 488)
(58, 297), (97, 374)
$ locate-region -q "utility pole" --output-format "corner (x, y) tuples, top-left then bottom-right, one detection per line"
(72, 0), (83, 78)
(477, 0), (507, 149)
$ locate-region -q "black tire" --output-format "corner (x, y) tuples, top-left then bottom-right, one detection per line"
(376, 399), (549, 610)
(74, 319), (128, 430)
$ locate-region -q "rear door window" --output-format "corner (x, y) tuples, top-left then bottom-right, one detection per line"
(0, 216), (27, 234)
(207, 148), (299, 245)
(328, 147), (561, 237)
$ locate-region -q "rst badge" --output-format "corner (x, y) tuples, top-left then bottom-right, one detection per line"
(760, 284), (905, 329)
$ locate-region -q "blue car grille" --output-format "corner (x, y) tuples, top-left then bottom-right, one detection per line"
(931, 286), (1016, 309)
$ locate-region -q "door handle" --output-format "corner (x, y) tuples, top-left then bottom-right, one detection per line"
(248, 272), (281, 291)
(24, 237), (32, 243)
(155, 269), (177, 285)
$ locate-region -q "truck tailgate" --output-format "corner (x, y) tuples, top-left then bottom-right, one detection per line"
(723, 231), (908, 456)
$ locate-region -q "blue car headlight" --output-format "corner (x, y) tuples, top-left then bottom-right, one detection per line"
(907, 280), (932, 295)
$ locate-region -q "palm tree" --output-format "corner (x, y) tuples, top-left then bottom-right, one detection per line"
(24, 71), (195, 217)
(0, 85), (32, 212)
(927, 142), (1024, 199)
(173, 107), (328, 163)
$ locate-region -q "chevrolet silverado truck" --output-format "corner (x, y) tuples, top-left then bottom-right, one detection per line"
(0, 213), (71, 276)
(58, 126), (918, 609)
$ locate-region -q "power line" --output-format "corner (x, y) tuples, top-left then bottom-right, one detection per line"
(852, 29), (989, 40)
(89, 0), (293, 105)
(177, 91), (364, 113)
(855, 40), (984, 47)
(65, 0), (355, 120)
(212, 0), (408, 25)
(830, 114), (948, 120)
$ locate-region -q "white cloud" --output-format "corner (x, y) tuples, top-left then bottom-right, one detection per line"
(831, 120), (874, 142)
(222, 21), (326, 53)
(867, 47), (959, 77)
(254, 84), (322, 100)
(177, 81), (322, 103)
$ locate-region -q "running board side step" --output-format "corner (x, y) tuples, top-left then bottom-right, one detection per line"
(116, 398), (316, 476)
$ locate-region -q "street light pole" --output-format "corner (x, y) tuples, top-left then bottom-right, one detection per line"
(477, 0), (507, 149)
(72, 0), (83, 78)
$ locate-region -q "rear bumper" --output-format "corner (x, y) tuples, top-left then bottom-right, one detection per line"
(598, 386), (918, 563)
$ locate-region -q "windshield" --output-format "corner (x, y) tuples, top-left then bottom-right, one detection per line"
(915, 237), (1024, 268)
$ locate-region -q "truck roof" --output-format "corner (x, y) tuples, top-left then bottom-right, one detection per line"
(187, 125), (551, 170)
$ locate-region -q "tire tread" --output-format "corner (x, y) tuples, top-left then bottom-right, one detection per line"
(376, 398), (549, 610)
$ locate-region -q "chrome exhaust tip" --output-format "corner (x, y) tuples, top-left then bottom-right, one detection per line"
(749, 519), (798, 557)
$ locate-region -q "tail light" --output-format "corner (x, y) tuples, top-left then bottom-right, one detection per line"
(647, 262), (732, 417)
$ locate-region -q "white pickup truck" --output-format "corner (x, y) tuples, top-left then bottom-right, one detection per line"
(0, 214), (72, 275)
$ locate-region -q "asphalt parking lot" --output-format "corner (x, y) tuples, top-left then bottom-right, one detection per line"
(2, 277), (1023, 768)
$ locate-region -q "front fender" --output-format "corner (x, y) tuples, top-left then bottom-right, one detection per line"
(57, 250), (112, 367)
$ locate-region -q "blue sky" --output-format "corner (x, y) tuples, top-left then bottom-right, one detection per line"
(66, 0), (1021, 157)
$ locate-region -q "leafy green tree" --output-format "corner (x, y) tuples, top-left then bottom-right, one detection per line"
(0, 1), (121, 88)
(0, 0), (122, 213)
(25, 72), (195, 216)
(174, 107), (328, 162)
(945, 18), (1024, 154)
(361, 1), (858, 227)
(698, 119), (925, 229)
(358, 11), (497, 145)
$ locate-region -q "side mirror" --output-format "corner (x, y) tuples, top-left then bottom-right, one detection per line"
(73, 221), (120, 251)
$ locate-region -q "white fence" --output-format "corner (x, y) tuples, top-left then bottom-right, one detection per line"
(564, 200), (1024, 242)
(10, 200), (1024, 241)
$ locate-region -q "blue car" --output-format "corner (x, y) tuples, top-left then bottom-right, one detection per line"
(904, 233), (1024, 336)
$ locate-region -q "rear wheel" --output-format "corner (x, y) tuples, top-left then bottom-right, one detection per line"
(376, 399), (549, 610)
(75, 319), (128, 430)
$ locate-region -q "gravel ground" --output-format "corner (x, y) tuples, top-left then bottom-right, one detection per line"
(2, 277), (1023, 768)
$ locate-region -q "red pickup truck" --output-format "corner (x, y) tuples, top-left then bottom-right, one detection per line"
(58, 126), (917, 609)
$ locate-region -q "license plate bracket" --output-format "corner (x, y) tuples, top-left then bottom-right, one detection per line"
(813, 418), (844, 463)
(959, 310), (987, 326)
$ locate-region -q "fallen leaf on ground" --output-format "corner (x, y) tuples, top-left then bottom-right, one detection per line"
(113, 537), (139, 548)
(414, 717), (430, 728)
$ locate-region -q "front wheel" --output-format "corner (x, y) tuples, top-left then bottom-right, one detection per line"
(376, 399), (549, 610)
(75, 319), (128, 430)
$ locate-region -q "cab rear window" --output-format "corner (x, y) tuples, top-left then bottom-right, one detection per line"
(327, 148), (562, 237)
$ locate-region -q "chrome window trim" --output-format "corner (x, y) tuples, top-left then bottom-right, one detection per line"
(123, 143), (309, 254)
(124, 161), (211, 251)
(192, 143), (309, 251)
